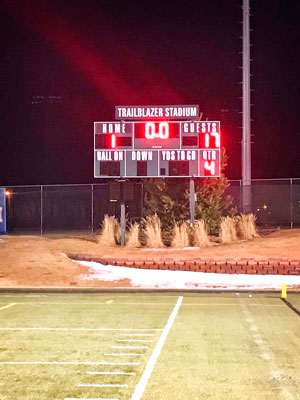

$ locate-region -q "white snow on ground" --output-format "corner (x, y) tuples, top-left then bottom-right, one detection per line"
(78, 261), (300, 290)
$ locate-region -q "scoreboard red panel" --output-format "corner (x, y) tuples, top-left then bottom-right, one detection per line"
(94, 121), (221, 178)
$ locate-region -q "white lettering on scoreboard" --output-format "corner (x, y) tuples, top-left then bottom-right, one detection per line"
(115, 105), (199, 120)
(97, 151), (124, 161)
(102, 123), (126, 133)
(183, 121), (218, 133)
(131, 151), (153, 161)
(161, 150), (197, 161)
(202, 150), (217, 160)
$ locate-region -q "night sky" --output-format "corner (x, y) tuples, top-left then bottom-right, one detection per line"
(0, 0), (299, 185)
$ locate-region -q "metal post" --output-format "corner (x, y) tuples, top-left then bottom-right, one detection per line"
(119, 180), (126, 246)
(40, 185), (43, 235)
(290, 178), (293, 229)
(190, 179), (195, 223)
(0, 188), (7, 235)
(242, 0), (252, 213)
(91, 184), (94, 234)
(141, 182), (144, 219)
(120, 203), (126, 246)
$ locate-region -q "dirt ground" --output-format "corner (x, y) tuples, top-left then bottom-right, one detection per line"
(0, 229), (300, 288)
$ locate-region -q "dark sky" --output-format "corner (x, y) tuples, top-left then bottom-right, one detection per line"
(0, 0), (299, 185)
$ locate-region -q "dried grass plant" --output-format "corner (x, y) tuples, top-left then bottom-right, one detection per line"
(171, 222), (190, 248)
(219, 216), (238, 244)
(98, 215), (120, 246)
(126, 223), (141, 248)
(237, 213), (259, 240)
(193, 219), (212, 247)
(144, 214), (165, 248)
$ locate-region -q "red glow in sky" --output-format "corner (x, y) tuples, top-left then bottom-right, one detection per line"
(3, 0), (182, 105)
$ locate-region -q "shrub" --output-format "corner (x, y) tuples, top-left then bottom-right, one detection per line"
(171, 222), (190, 248)
(143, 214), (165, 248)
(219, 216), (237, 244)
(237, 213), (259, 240)
(126, 223), (141, 248)
(98, 215), (120, 246)
(193, 219), (212, 247)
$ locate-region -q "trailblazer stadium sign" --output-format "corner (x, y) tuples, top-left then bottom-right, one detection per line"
(115, 105), (199, 120)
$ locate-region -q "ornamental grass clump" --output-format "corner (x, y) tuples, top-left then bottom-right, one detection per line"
(98, 215), (120, 246)
(144, 214), (165, 248)
(193, 219), (212, 247)
(238, 213), (259, 240)
(219, 216), (237, 244)
(126, 223), (141, 248)
(171, 222), (190, 248)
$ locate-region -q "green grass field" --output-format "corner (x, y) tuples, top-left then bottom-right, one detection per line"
(0, 292), (300, 400)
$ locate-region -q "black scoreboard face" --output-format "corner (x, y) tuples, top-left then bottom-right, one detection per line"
(94, 121), (221, 178)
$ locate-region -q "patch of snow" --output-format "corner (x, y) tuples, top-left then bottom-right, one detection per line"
(77, 261), (300, 290)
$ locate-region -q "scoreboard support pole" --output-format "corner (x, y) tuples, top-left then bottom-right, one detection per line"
(120, 202), (126, 246)
(0, 188), (7, 235)
(190, 179), (196, 223)
(119, 181), (126, 247)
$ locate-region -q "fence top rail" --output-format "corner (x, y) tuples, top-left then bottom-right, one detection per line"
(0, 183), (93, 189)
(1, 178), (300, 190)
(229, 178), (300, 183)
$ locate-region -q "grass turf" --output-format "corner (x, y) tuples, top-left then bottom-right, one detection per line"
(0, 292), (299, 399)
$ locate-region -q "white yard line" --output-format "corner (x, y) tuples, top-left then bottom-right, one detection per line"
(0, 294), (167, 297)
(5, 301), (284, 307)
(112, 346), (148, 349)
(0, 361), (139, 365)
(182, 303), (285, 307)
(104, 354), (144, 357)
(10, 302), (176, 306)
(121, 334), (155, 336)
(0, 295), (49, 298)
(0, 303), (17, 311)
(87, 372), (135, 376)
(65, 398), (119, 400)
(130, 296), (183, 400)
(117, 340), (153, 343)
(78, 384), (127, 388)
(0, 328), (162, 331)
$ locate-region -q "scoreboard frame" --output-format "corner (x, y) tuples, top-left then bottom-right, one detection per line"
(94, 120), (221, 179)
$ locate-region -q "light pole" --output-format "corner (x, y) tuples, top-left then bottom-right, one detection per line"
(242, 0), (252, 213)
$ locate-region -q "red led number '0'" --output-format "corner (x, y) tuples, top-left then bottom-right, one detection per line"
(145, 122), (169, 139)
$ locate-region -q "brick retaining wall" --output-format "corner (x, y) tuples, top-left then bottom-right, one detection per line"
(67, 253), (300, 275)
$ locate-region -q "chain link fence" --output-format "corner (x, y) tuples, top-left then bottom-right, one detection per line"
(226, 178), (300, 228)
(2, 183), (143, 234)
(1, 178), (300, 234)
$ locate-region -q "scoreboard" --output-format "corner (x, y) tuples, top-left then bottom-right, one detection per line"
(94, 105), (220, 178)
(94, 120), (220, 178)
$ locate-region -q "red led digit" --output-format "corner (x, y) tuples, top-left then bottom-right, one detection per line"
(204, 161), (216, 175)
(111, 134), (116, 149)
(205, 133), (210, 147)
(211, 132), (220, 147)
(145, 122), (155, 139)
(145, 122), (169, 139)
(159, 122), (169, 139)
